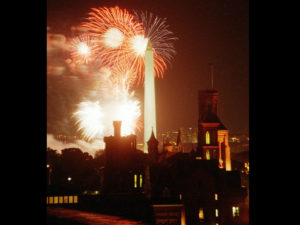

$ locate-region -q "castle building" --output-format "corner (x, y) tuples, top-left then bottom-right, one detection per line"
(197, 89), (232, 171)
(103, 121), (146, 194)
(99, 88), (246, 225)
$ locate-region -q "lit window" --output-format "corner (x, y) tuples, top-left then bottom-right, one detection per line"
(139, 174), (143, 188)
(134, 174), (137, 188)
(69, 196), (73, 204)
(232, 206), (240, 218)
(206, 131), (210, 144)
(215, 193), (218, 200)
(74, 196), (78, 203)
(59, 196), (63, 204)
(215, 209), (219, 217)
(198, 208), (204, 219)
(64, 196), (68, 203)
(54, 196), (58, 204)
(48, 196), (53, 204)
(206, 150), (210, 160)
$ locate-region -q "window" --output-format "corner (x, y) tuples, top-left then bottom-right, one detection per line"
(206, 131), (210, 144)
(59, 196), (63, 204)
(64, 196), (68, 203)
(134, 174), (137, 188)
(74, 196), (78, 203)
(215, 193), (218, 200)
(215, 209), (219, 217)
(232, 206), (240, 218)
(198, 208), (204, 219)
(139, 174), (143, 188)
(48, 196), (53, 204)
(54, 196), (58, 204)
(206, 150), (211, 160)
(68, 196), (73, 204)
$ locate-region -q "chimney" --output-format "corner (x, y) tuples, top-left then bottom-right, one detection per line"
(113, 121), (122, 137)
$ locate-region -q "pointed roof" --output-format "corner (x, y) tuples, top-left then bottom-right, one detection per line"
(147, 129), (158, 144)
(218, 121), (228, 130)
(203, 111), (221, 123)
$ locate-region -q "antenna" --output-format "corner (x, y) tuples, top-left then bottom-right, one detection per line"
(209, 63), (214, 89)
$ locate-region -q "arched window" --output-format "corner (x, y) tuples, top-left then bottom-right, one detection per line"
(206, 131), (210, 145)
(199, 208), (204, 219)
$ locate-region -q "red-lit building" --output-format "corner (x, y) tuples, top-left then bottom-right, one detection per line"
(197, 89), (232, 171)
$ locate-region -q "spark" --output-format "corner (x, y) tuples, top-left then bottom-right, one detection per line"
(130, 35), (149, 56)
(103, 27), (124, 48)
(69, 35), (96, 64)
(73, 101), (104, 141)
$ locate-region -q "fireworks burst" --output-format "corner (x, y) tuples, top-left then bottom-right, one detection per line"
(80, 6), (177, 85)
(73, 101), (104, 141)
(133, 11), (177, 78)
(81, 6), (144, 67)
(73, 93), (141, 141)
(69, 35), (96, 64)
(69, 6), (176, 142)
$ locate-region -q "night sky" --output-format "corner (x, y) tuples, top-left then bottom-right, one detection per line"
(47, 0), (249, 145)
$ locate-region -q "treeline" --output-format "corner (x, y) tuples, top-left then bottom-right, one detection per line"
(47, 148), (105, 193)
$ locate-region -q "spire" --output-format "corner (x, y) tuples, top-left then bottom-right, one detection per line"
(147, 128), (158, 144)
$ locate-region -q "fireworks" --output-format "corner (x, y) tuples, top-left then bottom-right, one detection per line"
(67, 6), (176, 142)
(81, 6), (144, 67)
(73, 101), (104, 141)
(134, 11), (177, 78)
(69, 35), (96, 64)
(73, 95), (141, 141)
(79, 6), (177, 83)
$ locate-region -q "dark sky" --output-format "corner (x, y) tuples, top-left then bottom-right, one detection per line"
(47, 0), (249, 138)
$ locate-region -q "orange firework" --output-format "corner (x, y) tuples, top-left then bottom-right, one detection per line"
(79, 6), (177, 87)
(69, 35), (97, 64)
(81, 6), (144, 66)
